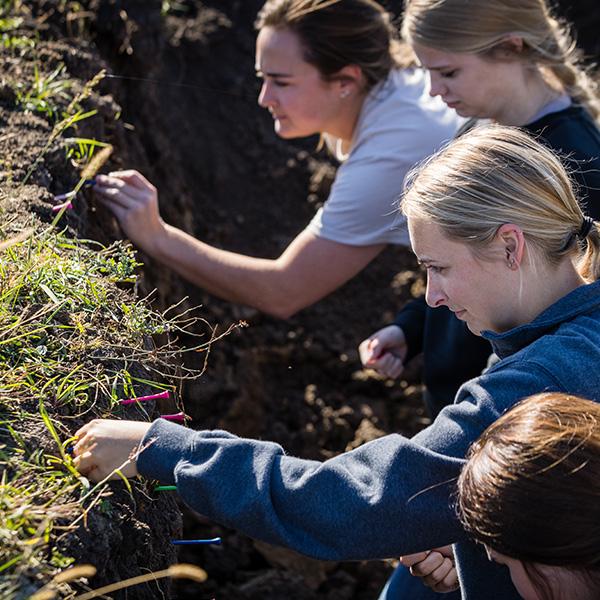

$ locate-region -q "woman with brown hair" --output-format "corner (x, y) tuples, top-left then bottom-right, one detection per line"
(457, 392), (600, 600)
(92, 0), (459, 318)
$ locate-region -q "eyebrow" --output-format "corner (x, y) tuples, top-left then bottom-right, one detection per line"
(426, 65), (454, 71)
(255, 69), (293, 78)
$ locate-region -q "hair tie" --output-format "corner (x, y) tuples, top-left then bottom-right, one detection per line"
(578, 216), (595, 239)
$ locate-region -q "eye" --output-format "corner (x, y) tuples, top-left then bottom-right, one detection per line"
(427, 265), (446, 274)
(440, 69), (458, 78)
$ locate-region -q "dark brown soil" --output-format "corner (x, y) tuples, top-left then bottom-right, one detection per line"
(4, 0), (600, 597)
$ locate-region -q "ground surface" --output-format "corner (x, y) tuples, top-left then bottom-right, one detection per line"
(3, 0), (600, 597)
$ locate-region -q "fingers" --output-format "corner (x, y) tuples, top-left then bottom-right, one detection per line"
(433, 563), (459, 592)
(358, 336), (394, 365)
(93, 173), (164, 250)
(96, 170), (156, 191)
(71, 419), (149, 481)
(400, 549), (459, 593)
(399, 551), (431, 568)
(105, 170), (156, 191)
(94, 176), (148, 208)
(358, 338), (376, 365)
(425, 557), (458, 593)
(375, 352), (404, 379)
(358, 325), (407, 371)
(360, 347), (404, 379)
(72, 450), (97, 478)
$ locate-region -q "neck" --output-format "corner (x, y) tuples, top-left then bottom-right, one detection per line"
(517, 258), (585, 325)
(495, 69), (563, 126)
(326, 90), (368, 148)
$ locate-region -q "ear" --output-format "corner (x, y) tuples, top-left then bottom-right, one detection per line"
(496, 223), (525, 270)
(332, 64), (366, 95)
(492, 35), (524, 60)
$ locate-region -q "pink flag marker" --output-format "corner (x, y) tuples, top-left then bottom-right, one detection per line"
(119, 390), (171, 406)
(52, 200), (73, 212)
(160, 412), (187, 423)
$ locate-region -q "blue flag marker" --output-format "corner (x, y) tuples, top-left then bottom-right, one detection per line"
(171, 537), (222, 546)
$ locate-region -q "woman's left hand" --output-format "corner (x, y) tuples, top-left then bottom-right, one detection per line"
(73, 419), (153, 482)
(399, 545), (459, 593)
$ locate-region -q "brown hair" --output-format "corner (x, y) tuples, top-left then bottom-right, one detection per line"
(401, 125), (600, 282)
(458, 392), (600, 600)
(401, 0), (600, 121)
(256, 0), (415, 90)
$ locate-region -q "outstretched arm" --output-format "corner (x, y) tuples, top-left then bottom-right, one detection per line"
(95, 171), (384, 319)
(73, 361), (555, 560)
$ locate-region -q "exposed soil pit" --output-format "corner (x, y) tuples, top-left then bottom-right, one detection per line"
(2, 0), (600, 598)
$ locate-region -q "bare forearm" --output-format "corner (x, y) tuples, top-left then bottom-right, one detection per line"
(151, 226), (384, 318)
(94, 171), (384, 318)
(155, 225), (296, 316)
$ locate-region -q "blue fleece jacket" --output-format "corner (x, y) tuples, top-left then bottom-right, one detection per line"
(137, 281), (600, 599)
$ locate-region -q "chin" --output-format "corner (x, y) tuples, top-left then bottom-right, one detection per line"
(454, 106), (474, 118)
(466, 321), (484, 336)
(274, 126), (301, 140)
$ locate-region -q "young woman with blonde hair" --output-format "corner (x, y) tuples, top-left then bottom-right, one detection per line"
(73, 126), (600, 599)
(361, 0), (600, 455)
(92, 0), (459, 319)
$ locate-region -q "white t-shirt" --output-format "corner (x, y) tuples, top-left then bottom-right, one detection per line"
(305, 68), (463, 246)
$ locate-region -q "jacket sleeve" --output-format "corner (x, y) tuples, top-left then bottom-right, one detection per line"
(136, 360), (561, 561)
(393, 295), (427, 362)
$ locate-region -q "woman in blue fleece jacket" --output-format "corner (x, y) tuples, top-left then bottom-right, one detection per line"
(361, 0), (600, 421)
(73, 125), (600, 599)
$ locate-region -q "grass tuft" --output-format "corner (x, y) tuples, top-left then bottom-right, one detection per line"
(0, 225), (214, 595)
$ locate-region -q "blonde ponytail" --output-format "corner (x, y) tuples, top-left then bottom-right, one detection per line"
(541, 16), (600, 121)
(578, 224), (600, 282)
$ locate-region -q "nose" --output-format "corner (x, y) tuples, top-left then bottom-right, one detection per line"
(425, 273), (447, 308)
(428, 72), (445, 98)
(258, 80), (276, 109)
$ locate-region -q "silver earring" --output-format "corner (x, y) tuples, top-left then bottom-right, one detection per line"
(340, 89), (350, 99)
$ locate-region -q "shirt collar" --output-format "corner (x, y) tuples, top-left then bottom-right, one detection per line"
(482, 280), (600, 359)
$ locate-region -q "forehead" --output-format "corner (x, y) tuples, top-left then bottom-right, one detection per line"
(407, 217), (471, 261)
(412, 43), (480, 70)
(255, 26), (307, 71)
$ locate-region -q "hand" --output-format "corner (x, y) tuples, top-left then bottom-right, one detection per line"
(73, 419), (153, 482)
(358, 325), (407, 379)
(399, 546), (459, 593)
(94, 170), (168, 254)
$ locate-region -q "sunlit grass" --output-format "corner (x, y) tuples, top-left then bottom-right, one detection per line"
(0, 228), (213, 595)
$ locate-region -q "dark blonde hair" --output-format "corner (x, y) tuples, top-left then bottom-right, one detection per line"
(458, 392), (600, 599)
(401, 125), (600, 282)
(401, 0), (600, 120)
(256, 0), (415, 90)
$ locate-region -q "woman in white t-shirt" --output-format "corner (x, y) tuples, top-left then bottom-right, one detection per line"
(94, 0), (460, 318)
